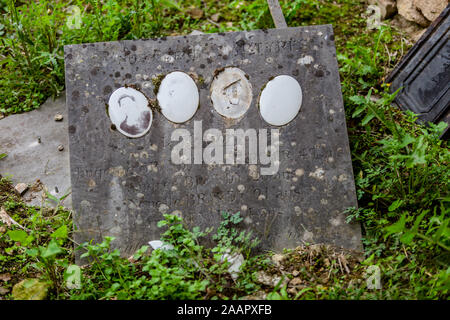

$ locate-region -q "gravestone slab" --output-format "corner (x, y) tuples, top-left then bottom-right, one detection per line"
(64, 25), (362, 258)
(387, 4), (449, 138)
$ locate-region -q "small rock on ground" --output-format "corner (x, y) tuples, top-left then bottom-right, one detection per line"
(211, 13), (220, 22)
(368, 0), (397, 20)
(241, 291), (267, 300)
(187, 8), (203, 19)
(0, 286), (9, 295)
(397, 0), (430, 27)
(415, 0), (448, 23)
(256, 271), (289, 288)
(271, 253), (284, 267)
(14, 183), (28, 195)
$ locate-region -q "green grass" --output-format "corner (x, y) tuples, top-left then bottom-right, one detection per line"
(0, 0), (449, 299)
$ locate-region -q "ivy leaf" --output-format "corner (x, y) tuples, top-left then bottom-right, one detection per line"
(25, 248), (38, 258)
(51, 225), (68, 240)
(157, 220), (168, 227)
(41, 240), (63, 259)
(7, 230), (28, 243)
(7, 230), (33, 246)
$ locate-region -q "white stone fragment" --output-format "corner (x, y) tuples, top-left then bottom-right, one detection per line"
(157, 71), (199, 123)
(148, 240), (174, 251)
(297, 55), (314, 65)
(259, 75), (302, 126)
(221, 251), (245, 281)
(309, 167), (325, 180)
(14, 183), (28, 195)
(108, 87), (152, 138)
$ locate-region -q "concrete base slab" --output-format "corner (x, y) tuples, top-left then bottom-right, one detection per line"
(0, 92), (71, 208)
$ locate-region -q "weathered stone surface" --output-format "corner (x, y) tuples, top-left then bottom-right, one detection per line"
(368, 0), (397, 19)
(221, 251), (245, 280)
(0, 93), (71, 208)
(390, 14), (426, 42)
(397, 0), (430, 26)
(64, 26), (362, 259)
(415, 0), (448, 22)
(387, 5), (450, 135)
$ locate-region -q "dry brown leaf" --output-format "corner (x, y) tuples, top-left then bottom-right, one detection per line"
(211, 13), (220, 22)
(0, 274), (12, 282)
(0, 207), (12, 227)
(339, 254), (351, 274)
(289, 277), (303, 287)
(187, 8), (203, 19)
(0, 286), (9, 295)
(0, 207), (30, 231)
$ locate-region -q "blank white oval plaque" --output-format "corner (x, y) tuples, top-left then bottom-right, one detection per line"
(157, 71), (199, 123)
(108, 87), (153, 138)
(259, 75), (302, 126)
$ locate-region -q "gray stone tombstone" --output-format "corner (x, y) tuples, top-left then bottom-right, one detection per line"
(387, 4), (449, 139)
(64, 25), (362, 258)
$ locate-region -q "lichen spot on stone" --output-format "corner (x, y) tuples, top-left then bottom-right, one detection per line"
(159, 204), (169, 214)
(297, 55), (314, 65)
(309, 167), (325, 180)
(248, 164), (260, 180)
(108, 166), (126, 177)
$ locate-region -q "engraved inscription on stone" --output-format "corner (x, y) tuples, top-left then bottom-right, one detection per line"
(64, 26), (362, 258)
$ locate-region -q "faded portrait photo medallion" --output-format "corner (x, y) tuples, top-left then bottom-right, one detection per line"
(108, 87), (153, 138)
